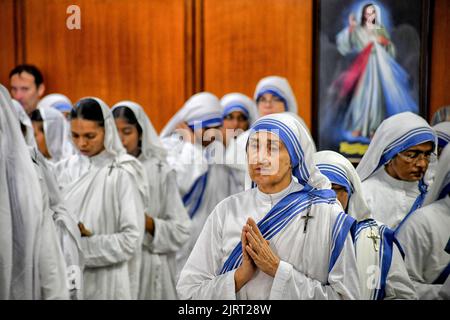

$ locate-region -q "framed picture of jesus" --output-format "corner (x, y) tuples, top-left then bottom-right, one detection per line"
(313, 0), (432, 163)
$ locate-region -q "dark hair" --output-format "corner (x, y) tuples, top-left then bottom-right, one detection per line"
(9, 64), (44, 87)
(70, 98), (105, 127)
(361, 3), (376, 26)
(30, 109), (43, 122)
(112, 106), (143, 136)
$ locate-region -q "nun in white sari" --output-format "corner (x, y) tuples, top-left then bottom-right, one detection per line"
(225, 76), (301, 192)
(396, 145), (450, 299)
(31, 106), (76, 164)
(177, 113), (360, 300)
(1, 85), (68, 300)
(55, 97), (147, 300)
(12, 97), (83, 299)
(434, 122), (450, 156)
(37, 93), (73, 119)
(314, 151), (416, 299)
(357, 112), (436, 230)
(160, 92), (234, 276)
(112, 101), (191, 299)
(220, 93), (257, 145)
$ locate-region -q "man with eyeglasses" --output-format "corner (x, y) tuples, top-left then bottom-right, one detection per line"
(356, 112), (437, 231)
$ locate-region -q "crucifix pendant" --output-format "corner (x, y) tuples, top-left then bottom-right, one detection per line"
(367, 227), (380, 252)
(301, 212), (314, 234)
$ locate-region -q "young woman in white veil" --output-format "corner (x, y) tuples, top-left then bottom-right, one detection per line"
(112, 101), (190, 299)
(55, 97), (148, 299)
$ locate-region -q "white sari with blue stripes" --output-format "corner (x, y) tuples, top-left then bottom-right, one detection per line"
(396, 146), (450, 299)
(314, 151), (416, 300)
(162, 136), (234, 276)
(358, 112), (436, 230)
(176, 180), (360, 300)
(177, 113), (361, 300)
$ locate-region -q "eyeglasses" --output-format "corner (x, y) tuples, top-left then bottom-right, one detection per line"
(396, 150), (436, 163)
(257, 96), (284, 105)
(224, 114), (248, 122)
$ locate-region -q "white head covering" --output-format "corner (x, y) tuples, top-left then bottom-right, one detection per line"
(433, 121), (450, 150)
(314, 151), (371, 221)
(36, 106), (76, 162)
(254, 76), (298, 115)
(220, 93), (257, 125)
(249, 112), (330, 191)
(431, 105), (450, 125)
(37, 93), (73, 113)
(0, 84), (42, 299)
(160, 92), (223, 138)
(111, 100), (168, 162)
(10, 99), (37, 148)
(423, 145), (450, 206)
(357, 112), (436, 182)
(75, 97), (127, 157)
(73, 97), (148, 201)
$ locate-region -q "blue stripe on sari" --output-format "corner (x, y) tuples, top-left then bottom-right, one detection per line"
(317, 164), (354, 198)
(354, 219), (378, 241)
(328, 212), (357, 273)
(437, 131), (450, 149)
(219, 189), (335, 274)
(182, 172), (209, 218)
(374, 225), (396, 300)
(395, 178), (428, 235)
(433, 264), (450, 285)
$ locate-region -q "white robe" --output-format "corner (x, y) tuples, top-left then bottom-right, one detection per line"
(138, 156), (191, 299)
(354, 222), (416, 299)
(56, 151), (144, 299)
(30, 147), (83, 299)
(177, 180), (361, 300)
(362, 168), (420, 229)
(162, 135), (233, 276)
(37, 195), (70, 300)
(313, 150), (416, 299)
(396, 196), (450, 299)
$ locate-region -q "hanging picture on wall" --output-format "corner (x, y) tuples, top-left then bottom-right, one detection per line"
(314, 0), (432, 163)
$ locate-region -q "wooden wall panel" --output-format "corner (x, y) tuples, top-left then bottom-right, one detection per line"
(0, 0), (16, 88)
(17, 0), (188, 131)
(429, 0), (450, 119)
(2, 0), (448, 131)
(202, 0), (314, 128)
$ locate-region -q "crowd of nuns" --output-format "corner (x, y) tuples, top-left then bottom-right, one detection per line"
(1, 64), (449, 300)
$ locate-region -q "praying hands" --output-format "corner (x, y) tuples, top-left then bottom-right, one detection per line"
(234, 218), (280, 292)
(244, 218), (280, 277)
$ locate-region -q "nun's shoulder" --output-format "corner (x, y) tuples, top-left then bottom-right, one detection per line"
(211, 188), (256, 217)
(360, 169), (387, 190)
(405, 198), (450, 230)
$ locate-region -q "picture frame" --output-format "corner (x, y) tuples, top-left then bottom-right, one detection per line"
(313, 0), (432, 163)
